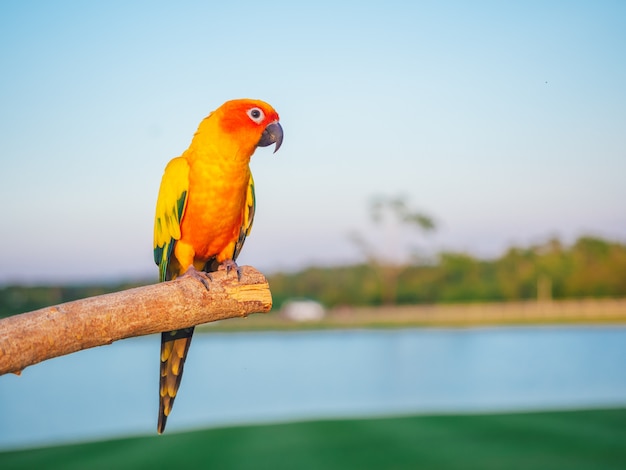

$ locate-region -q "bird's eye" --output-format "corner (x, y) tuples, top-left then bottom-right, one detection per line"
(247, 107), (265, 124)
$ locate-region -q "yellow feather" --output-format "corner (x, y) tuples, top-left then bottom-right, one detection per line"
(153, 157), (190, 280)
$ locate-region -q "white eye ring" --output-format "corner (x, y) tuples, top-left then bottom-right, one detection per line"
(247, 107), (265, 124)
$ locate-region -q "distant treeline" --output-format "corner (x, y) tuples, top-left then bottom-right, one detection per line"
(1, 236), (625, 318)
(0, 282), (146, 319)
(268, 236), (626, 308)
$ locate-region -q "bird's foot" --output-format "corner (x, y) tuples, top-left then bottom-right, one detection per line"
(181, 265), (212, 290)
(218, 259), (242, 281)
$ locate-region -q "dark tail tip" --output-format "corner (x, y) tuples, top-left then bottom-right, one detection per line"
(157, 420), (166, 434)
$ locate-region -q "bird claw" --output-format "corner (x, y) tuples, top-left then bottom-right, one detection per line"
(181, 266), (212, 290)
(219, 260), (242, 281)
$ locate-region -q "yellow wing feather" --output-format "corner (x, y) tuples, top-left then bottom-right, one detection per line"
(153, 157), (190, 282)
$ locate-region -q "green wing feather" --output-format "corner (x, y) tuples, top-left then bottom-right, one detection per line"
(153, 157), (190, 282)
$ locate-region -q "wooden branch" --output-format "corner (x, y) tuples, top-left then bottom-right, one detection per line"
(0, 266), (272, 375)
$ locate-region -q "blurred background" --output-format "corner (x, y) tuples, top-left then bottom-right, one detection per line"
(1, 1), (625, 468)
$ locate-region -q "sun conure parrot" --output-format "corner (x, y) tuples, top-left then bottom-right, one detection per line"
(152, 98), (283, 434)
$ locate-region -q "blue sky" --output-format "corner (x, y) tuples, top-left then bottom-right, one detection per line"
(1, 1), (625, 283)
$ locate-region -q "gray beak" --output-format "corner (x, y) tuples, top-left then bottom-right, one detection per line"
(257, 121), (283, 153)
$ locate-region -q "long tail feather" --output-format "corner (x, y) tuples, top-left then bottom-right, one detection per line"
(158, 327), (194, 434)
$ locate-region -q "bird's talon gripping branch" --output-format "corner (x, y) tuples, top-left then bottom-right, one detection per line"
(219, 259), (242, 280)
(181, 266), (212, 290)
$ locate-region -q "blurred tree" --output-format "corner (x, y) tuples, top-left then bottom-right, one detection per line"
(351, 195), (436, 305)
(4, 236), (625, 317)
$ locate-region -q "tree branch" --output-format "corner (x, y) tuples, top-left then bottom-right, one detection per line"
(0, 266), (272, 375)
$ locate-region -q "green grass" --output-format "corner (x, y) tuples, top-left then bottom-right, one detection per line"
(2, 408), (625, 470)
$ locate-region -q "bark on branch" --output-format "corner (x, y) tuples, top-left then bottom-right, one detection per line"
(0, 266), (272, 375)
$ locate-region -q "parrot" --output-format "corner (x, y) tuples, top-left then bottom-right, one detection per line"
(152, 98), (283, 434)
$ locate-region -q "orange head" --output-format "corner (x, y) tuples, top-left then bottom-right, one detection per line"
(194, 99), (283, 158)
